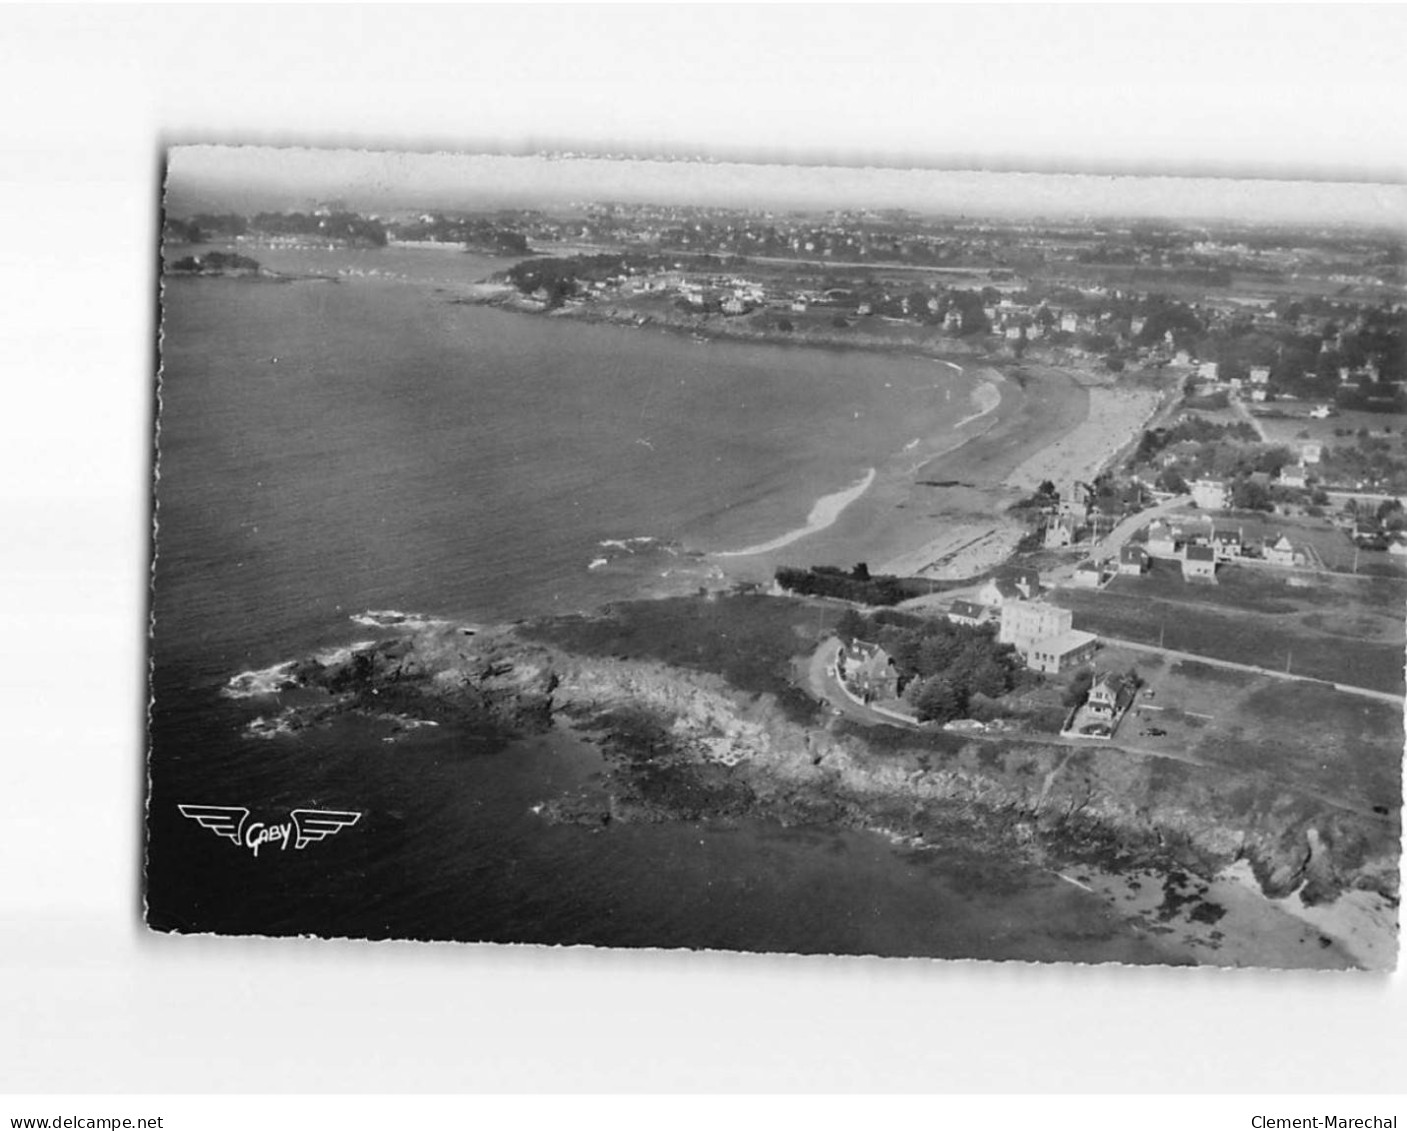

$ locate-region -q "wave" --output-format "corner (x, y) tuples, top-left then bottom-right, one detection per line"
(350, 609), (452, 631)
(587, 557), (609, 571)
(715, 467), (877, 558)
(244, 709), (300, 739)
(312, 640), (377, 666)
(952, 380), (1001, 429)
(223, 661), (299, 699)
(598, 536), (658, 552)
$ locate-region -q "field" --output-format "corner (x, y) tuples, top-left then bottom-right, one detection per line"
(1099, 641), (1402, 816)
(1052, 560), (1406, 694)
(1252, 406), (1407, 448)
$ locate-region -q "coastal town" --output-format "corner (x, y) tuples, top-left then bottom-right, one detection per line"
(161, 191), (1404, 968)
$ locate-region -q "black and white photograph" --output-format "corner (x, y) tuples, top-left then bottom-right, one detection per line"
(6, 2), (1407, 1108)
(149, 142), (1402, 970)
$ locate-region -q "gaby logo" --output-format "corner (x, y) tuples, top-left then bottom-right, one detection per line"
(178, 804), (362, 857)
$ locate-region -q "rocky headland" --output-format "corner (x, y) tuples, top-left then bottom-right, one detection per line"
(242, 598), (1399, 968)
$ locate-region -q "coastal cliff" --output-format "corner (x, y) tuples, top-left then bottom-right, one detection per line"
(254, 603), (1399, 967)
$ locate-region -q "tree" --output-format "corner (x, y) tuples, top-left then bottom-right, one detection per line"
(851, 562), (870, 581)
(913, 677), (963, 724)
(835, 608), (866, 642)
(1063, 668), (1094, 708)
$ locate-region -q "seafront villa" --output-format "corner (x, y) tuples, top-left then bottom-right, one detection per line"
(835, 639), (901, 704)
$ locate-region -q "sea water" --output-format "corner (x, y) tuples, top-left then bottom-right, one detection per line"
(147, 246), (1177, 963)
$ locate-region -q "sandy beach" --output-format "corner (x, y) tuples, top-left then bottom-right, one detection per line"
(1004, 384), (1163, 492)
(1069, 857), (1395, 970)
(876, 520), (1027, 579)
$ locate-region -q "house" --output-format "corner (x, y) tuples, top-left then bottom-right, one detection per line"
(1021, 628), (1099, 675)
(1249, 387), (1268, 402)
(1248, 366), (1271, 385)
(1300, 442), (1323, 465)
(1118, 544), (1150, 575)
(1264, 534), (1297, 567)
(1044, 512), (1081, 549)
(1279, 463), (1310, 490)
(1145, 519), (1180, 558)
(1182, 544), (1217, 582)
(1389, 537), (1407, 557)
(1072, 560), (1105, 588)
(1191, 477), (1231, 510)
(1198, 361), (1220, 381)
(835, 639), (900, 703)
(946, 599), (991, 627)
(977, 577), (1025, 608)
(1006, 566), (1041, 600)
(999, 602), (1073, 649)
(999, 601), (1099, 674)
(1210, 526), (1244, 561)
(1059, 481), (1093, 518)
(1059, 311), (1080, 334)
(1086, 672), (1136, 720)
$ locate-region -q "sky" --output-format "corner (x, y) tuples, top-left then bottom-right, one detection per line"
(150, 3), (1407, 227)
(167, 145), (1407, 228)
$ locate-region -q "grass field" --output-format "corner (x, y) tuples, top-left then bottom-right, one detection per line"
(1053, 561), (1406, 694)
(1100, 643), (1402, 814)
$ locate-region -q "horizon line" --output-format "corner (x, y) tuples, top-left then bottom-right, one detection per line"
(163, 135), (1407, 189)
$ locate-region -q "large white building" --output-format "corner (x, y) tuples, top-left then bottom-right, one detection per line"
(999, 602), (1099, 674)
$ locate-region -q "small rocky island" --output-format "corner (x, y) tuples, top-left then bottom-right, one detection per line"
(166, 250), (266, 277)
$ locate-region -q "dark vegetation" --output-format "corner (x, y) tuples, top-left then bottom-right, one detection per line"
(391, 215), (529, 255)
(834, 607), (1024, 724)
(520, 593), (829, 724)
(774, 563), (982, 604)
(166, 251), (262, 276)
(775, 563), (908, 605)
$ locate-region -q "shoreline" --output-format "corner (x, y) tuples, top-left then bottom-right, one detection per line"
(715, 468), (878, 558)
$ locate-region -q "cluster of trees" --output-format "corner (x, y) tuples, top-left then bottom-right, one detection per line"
(775, 564), (908, 606)
(388, 216), (529, 255)
(1135, 416), (1259, 465)
(248, 211), (387, 246)
(163, 213), (248, 244)
(1320, 435), (1407, 494)
(835, 608), (1023, 724)
(504, 253), (681, 307)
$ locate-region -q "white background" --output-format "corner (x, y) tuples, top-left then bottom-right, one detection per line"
(1, 3), (1405, 1094)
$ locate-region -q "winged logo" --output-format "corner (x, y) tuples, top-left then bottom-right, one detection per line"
(177, 804), (249, 845)
(178, 804), (362, 856)
(291, 808), (362, 849)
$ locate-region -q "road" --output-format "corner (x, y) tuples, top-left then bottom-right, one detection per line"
(801, 637), (1393, 823)
(1229, 394), (1269, 441)
(1099, 635), (1404, 705)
